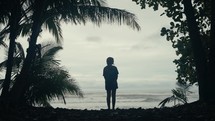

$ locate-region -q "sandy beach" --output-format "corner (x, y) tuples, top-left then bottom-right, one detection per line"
(0, 101), (215, 121)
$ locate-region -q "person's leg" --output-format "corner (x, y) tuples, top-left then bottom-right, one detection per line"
(112, 89), (116, 110)
(106, 90), (111, 110)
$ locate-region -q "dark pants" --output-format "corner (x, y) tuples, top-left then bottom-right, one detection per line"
(106, 89), (116, 110)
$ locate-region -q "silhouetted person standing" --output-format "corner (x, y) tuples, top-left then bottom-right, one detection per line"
(103, 57), (119, 110)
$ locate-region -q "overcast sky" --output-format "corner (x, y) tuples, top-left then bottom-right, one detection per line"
(1, 0), (179, 93)
(54, 0), (178, 93)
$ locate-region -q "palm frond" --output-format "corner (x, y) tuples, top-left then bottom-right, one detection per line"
(0, 39), (7, 48)
(15, 42), (25, 59)
(172, 89), (187, 104)
(0, 42), (25, 71)
(41, 43), (63, 57)
(41, 45), (63, 66)
(20, 42), (83, 106)
(0, 79), (4, 86)
(0, 60), (7, 71)
(159, 84), (191, 108)
(0, 26), (9, 48)
(0, 8), (9, 25)
(77, 0), (106, 6)
(19, 23), (32, 37)
(0, 58), (22, 75)
(43, 18), (62, 44)
(79, 6), (141, 30)
(43, 3), (140, 31)
(176, 81), (192, 92)
(61, 6), (141, 30)
(26, 66), (83, 106)
(158, 95), (175, 108)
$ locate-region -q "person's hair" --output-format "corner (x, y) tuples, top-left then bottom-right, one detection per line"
(106, 57), (114, 65)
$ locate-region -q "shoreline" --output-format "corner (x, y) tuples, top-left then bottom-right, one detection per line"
(1, 102), (215, 121)
(50, 90), (199, 110)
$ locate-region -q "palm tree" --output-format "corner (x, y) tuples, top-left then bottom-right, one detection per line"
(7, 0), (141, 103)
(158, 82), (193, 108)
(0, 42), (83, 106)
(0, 0), (12, 48)
(0, 0), (23, 97)
(0, 42), (25, 96)
(1, 0), (141, 105)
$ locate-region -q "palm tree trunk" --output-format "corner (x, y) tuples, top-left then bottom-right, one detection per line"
(183, 0), (208, 101)
(1, 0), (21, 98)
(9, 0), (46, 104)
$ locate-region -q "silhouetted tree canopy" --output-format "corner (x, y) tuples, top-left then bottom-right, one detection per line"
(0, 42), (83, 106)
(133, 0), (215, 101)
(0, 0), (140, 105)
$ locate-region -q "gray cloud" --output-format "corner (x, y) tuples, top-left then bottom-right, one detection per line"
(86, 36), (102, 43)
(8, 0), (178, 95)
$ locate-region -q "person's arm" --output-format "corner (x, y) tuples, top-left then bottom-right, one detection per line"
(115, 67), (119, 80)
(103, 67), (107, 80)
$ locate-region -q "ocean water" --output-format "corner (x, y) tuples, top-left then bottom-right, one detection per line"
(50, 89), (199, 110)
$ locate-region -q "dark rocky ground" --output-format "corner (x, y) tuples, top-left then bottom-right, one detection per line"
(0, 101), (215, 121)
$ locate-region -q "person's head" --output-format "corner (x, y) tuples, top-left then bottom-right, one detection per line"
(106, 57), (114, 66)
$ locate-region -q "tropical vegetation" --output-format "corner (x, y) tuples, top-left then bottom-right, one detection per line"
(0, 42), (83, 106)
(159, 82), (193, 107)
(133, 0), (215, 102)
(0, 0), (140, 105)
